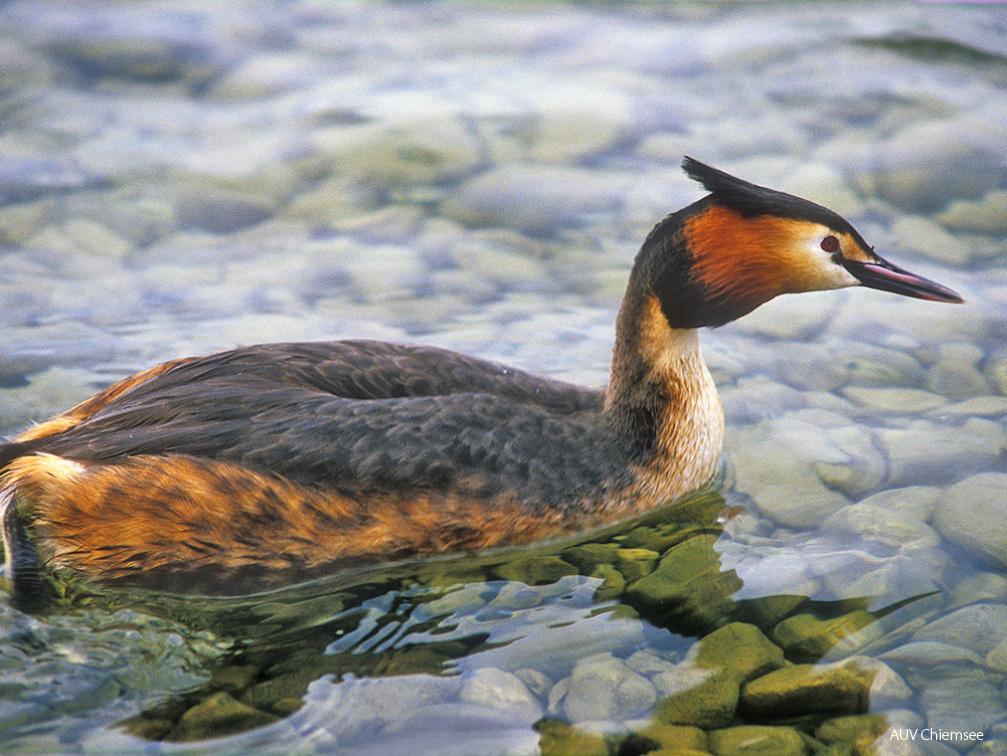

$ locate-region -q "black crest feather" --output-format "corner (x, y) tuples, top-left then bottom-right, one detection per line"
(681, 156), (865, 245)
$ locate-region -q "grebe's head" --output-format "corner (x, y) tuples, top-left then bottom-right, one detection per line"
(638, 157), (963, 329)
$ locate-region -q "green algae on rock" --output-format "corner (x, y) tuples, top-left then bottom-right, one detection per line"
(171, 692), (279, 741)
(740, 663), (875, 719)
(492, 555), (579, 586)
(654, 669), (744, 730)
(691, 622), (785, 683)
(624, 533), (743, 634)
(708, 725), (809, 756)
(770, 610), (879, 662)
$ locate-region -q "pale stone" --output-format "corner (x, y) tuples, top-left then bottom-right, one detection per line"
(514, 668), (551, 698)
(948, 571), (1007, 609)
(912, 604), (1007, 656)
(781, 162), (866, 219)
(934, 395), (1007, 418)
(934, 473), (1007, 570)
(281, 174), (379, 224)
(624, 650), (678, 678)
(924, 342), (991, 400)
(986, 356), (1007, 396)
(938, 190), (1007, 234)
(459, 667), (542, 720)
(312, 118), (483, 190)
(890, 215), (974, 266)
(209, 52), (322, 100)
(984, 638), (1007, 673)
(863, 118), (1002, 212)
(718, 376), (808, 424)
(728, 411), (889, 527)
(829, 289), (985, 347)
(855, 486), (941, 523)
(528, 84), (632, 163)
(0, 200), (48, 245)
(442, 164), (626, 234)
(560, 653), (656, 723)
(880, 419), (1005, 486)
(879, 641), (987, 668)
(918, 669), (1005, 737)
(344, 243), (426, 302)
(822, 503), (940, 548)
(841, 386), (947, 414)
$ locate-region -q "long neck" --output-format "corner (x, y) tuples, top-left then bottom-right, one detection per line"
(604, 286), (724, 500)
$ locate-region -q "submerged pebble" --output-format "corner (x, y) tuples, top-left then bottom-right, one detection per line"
(458, 667), (542, 721)
(555, 652), (656, 723)
(933, 473), (1007, 569)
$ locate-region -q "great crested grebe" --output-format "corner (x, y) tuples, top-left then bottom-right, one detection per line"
(0, 158), (962, 598)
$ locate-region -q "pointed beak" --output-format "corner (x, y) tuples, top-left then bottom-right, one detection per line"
(841, 253), (964, 304)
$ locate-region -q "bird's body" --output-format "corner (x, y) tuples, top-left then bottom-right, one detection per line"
(0, 159), (962, 598)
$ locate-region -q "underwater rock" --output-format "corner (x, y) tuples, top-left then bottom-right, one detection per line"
(947, 570), (1007, 609)
(985, 638), (1007, 673)
(690, 622), (785, 683)
(881, 418), (1004, 486)
(728, 419), (852, 529)
(917, 668), (1005, 738)
(707, 725), (808, 756)
(171, 692), (279, 741)
(302, 673), (463, 745)
(624, 533), (742, 633)
(855, 659), (913, 710)
(208, 51), (324, 100)
(864, 118), (1001, 213)
(934, 473), (1007, 570)
(841, 386), (947, 414)
(562, 543), (620, 573)
(589, 564), (626, 602)
(821, 503), (940, 549)
(514, 668), (552, 698)
(611, 548), (660, 582)
(442, 164), (625, 234)
(770, 610), (878, 662)
(925, 342), (991, 400)
(878, 641), (986, 668)
(815, 714), (890, 753)
(492, 556), (579, 586)
(739, 662), (874, 719)
(459, 667), (542, 721)
(653, 666), (742, 729)
(241, 670), (323, 713)
(209, 665), (258, 696)
(910, 603), (1007, 656)
(853, 485), (941, 525)
(174, 189), (274, 234)
(636, 722), (709, 753)
(556, 652), (656, 723)
(534, 718), (609, 756)
(313, 117), (483, 192)
(890, 215), (974, 267)
(616, 523), (700, 554)
(726, 292), (838, 341)
(938, 189), (1007, 234)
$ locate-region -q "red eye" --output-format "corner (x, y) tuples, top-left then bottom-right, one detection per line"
(820, 235), (840, 253)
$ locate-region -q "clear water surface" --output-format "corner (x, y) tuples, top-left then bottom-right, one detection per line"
(1, 2), (1006, 755)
